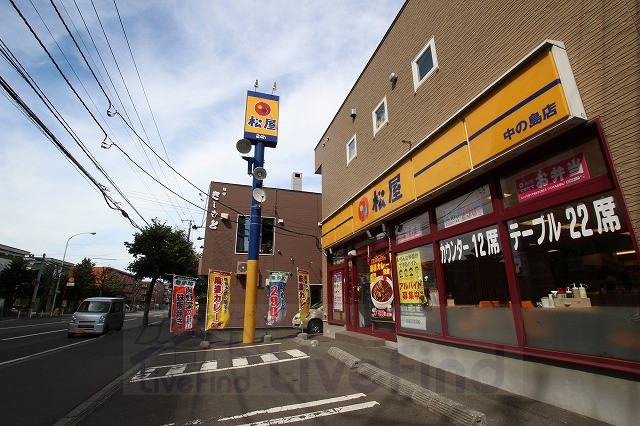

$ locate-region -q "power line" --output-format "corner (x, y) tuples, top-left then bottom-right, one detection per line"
(6, 0), (148, 227)
(0, 73), (141, 229)
(89, 0), (189, 225)
(111, 0), (194, 224)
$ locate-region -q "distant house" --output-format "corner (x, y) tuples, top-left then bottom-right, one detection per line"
(0, 243), (30, 272)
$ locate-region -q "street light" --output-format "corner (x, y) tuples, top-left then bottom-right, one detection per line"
(51, 232), (96, 315)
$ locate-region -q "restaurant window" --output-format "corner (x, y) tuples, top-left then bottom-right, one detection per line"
(500, 134), (608, 207)
(330, 248), (345, 266)
(235, 216), (275, 254)
(412, 37), (438, 92)
(435, 184), (493, 230)
(372, 97), (388, 135)
(346, 134), (357, 164)
(395, 211), (430, 245)
(396, 244), (441, 335)
(439, 225), (517, 345)
(508, 191), (640, 361)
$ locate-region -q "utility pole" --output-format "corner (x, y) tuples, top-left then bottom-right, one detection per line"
(28, 253), (45, 317)
(182, 219), (193, 242)
(243, 140), (265, 343)
(238, 85), (278, 344)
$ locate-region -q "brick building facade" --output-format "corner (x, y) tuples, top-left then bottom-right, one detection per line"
(198, 181), (322, 329)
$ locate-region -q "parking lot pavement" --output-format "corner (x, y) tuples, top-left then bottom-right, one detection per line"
(71, 326), (607, 425)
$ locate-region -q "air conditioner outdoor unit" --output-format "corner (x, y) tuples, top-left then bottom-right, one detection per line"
(236, 261), (248, 274)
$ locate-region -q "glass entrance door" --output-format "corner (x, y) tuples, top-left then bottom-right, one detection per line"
(356, 255), (373, 330)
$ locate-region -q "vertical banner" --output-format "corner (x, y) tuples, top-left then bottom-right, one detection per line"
(397, 250), (427, 330)
(206, 270), (232, 330)
(266, 271), (289, 326)
(171, 275), (197, 333)
(332, 271), (344, 312)
(297, 268), (311, 322)
(369, 253), (395, 321)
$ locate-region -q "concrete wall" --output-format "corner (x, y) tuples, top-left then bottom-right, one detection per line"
(397, 335), (640, 426)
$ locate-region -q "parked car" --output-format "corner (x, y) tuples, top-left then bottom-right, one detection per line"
(68, 297), (125, 337)
(292, 302), (323, 334)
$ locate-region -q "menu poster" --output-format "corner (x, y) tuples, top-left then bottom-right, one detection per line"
(396, 251), (427, 330)
(369, 254), (395, 321)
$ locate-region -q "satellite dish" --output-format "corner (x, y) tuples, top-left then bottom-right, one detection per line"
(236, 138), (252, 154)
(252, 188), (267, 203)
(252, 167), (267, 180)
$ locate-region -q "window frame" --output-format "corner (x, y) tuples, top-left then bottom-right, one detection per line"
(372, 97), (389, 135)
(346, 134), (357, 164)
(411, 37), (439, 92)
(234, 215), (276, 255)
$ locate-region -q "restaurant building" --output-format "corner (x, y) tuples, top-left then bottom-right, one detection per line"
(314, 1), (639, 423)
(198, 179), (322, 328)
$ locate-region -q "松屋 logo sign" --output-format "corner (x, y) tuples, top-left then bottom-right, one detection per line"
(244, 91), (279, 146)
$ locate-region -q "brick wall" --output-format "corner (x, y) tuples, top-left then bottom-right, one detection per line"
(199, 181), (322, 328)
(314, 0), (640, 248)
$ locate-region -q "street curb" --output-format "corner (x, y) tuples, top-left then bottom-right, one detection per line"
(327, 347), (360, 369)
(293, 336), (318, 347)
(53, 321), (172, 426)
(329, 347), (487, 426)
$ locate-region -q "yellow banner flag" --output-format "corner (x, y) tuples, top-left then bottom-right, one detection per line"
(297, 268), (311, 322)
(206, 270), (231, 330)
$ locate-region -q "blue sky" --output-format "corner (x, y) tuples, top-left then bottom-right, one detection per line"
(0, 0), (404, 271)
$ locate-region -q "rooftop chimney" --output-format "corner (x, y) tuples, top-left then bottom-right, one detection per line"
(291, 172), (302, 191)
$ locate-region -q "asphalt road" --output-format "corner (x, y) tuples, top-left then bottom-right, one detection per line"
(79, 328), (449, 425)
(0, 311), (170, 426)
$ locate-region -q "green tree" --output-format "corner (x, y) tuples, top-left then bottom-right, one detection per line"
(67, 258), (98, 305)
(0, 258), (36, 308)
(125, 219), (198, 325)
(97, 268), (125, 297)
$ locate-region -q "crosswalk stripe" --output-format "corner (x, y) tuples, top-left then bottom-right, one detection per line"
(283, 349), (307, 358)
(200, 361), (218, 372)
(166, 364), (187, 375)
(260, 353), (278, 362)
(130, 354), (310, 382)
(232, 357), (248, 367)
(236, 401), (380, 425)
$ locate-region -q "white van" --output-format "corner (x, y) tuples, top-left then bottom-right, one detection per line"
(68, 297), (125, 337)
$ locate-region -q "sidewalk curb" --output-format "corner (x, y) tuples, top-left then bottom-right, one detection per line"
(328, 347), (487, 426)
(293, 336), (318, 347)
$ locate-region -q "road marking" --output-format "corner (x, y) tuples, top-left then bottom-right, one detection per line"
(237, 401), (380, 425)
(166, 364), (188, 375)
(283, 349), (307, 358)
(0, 339), (95, 367)
(200, 360), (217, 371)
(158, 342), (281, 356)
(218, 393), (367, 421)
(260, 353), (278, 362)
(232, 357), (248, 367)
(1, 329), (67, 341)
(0, 321), (67, 330)
(131, 351), (309, 382)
